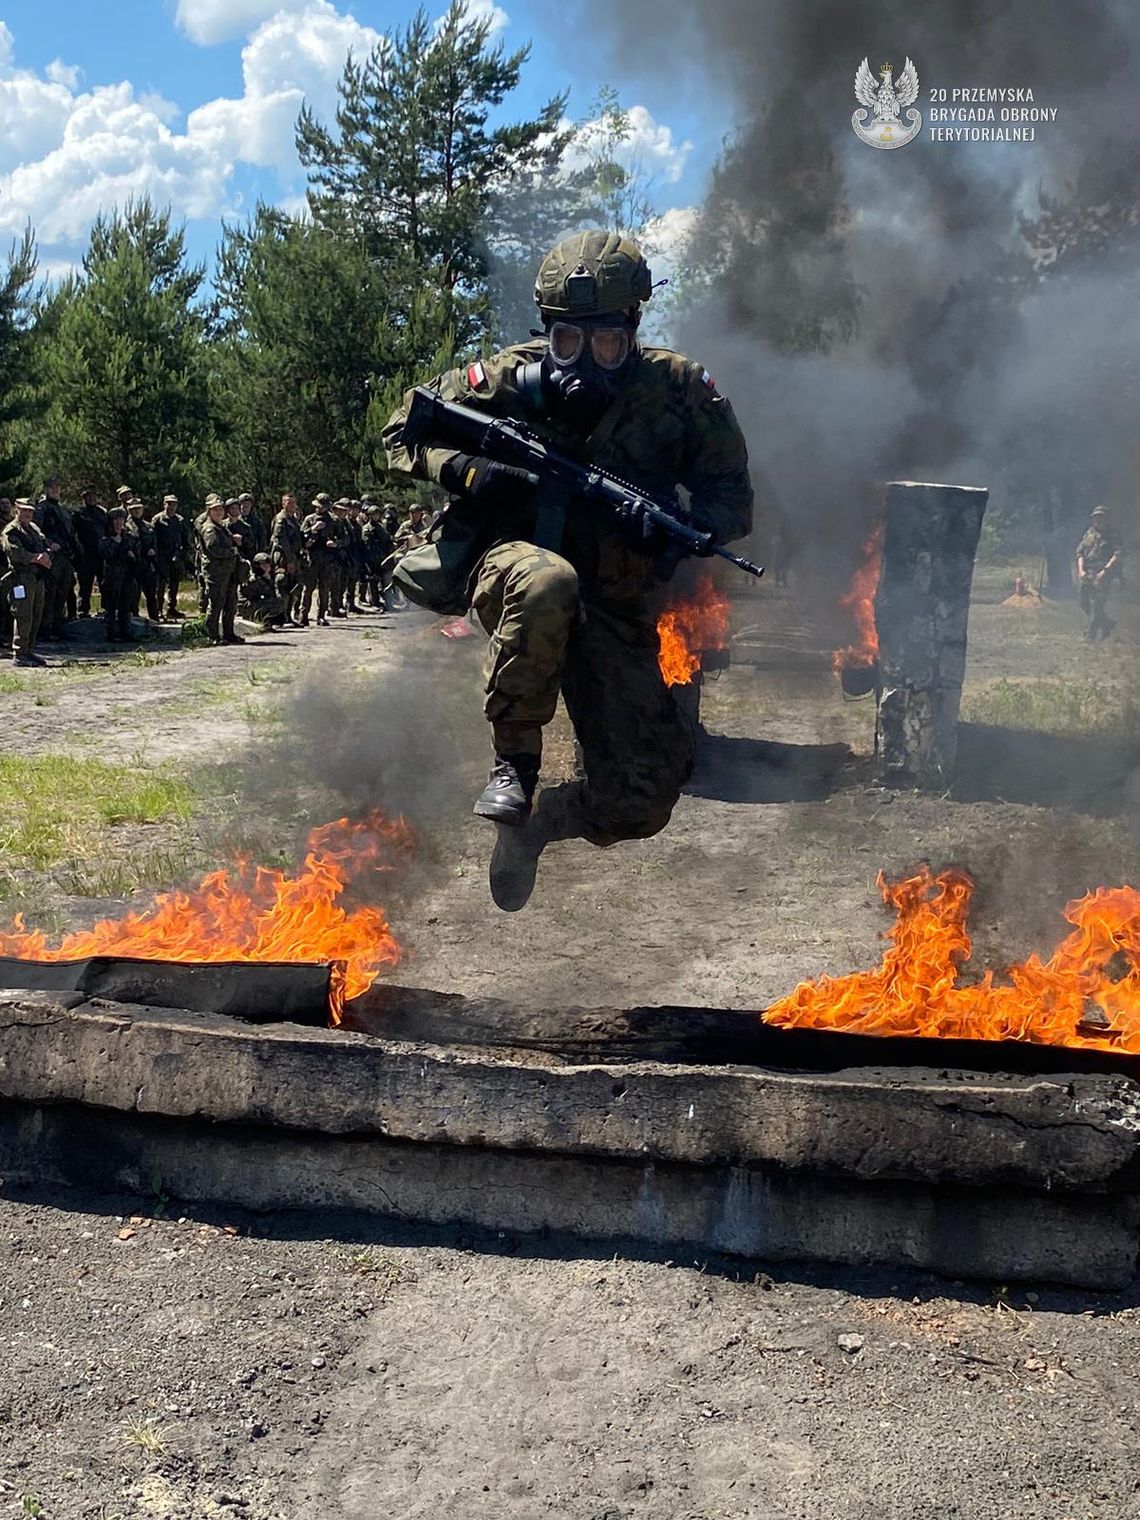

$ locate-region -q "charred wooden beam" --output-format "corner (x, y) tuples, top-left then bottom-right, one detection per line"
(874, 480), (988, 787)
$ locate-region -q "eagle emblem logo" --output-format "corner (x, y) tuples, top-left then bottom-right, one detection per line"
(852, 57), (921, 149)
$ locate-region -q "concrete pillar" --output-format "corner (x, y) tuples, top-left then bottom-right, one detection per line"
(874, 481), (988, 787)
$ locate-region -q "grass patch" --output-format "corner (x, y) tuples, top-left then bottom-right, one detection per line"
(122, 1416), (170, 1457)
(0, 674), (29, 694)
(0, 755), (195, 875)
(962, 677), (1140, 744)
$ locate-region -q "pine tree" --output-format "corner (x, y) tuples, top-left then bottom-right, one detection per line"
(32, 200), (213, 503)
(296, 1), (569, 351)
(0, 228), (39, 496)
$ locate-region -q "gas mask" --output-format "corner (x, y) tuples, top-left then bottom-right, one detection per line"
(518, 317), (638, 429)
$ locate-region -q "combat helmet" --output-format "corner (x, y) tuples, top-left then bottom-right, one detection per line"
(534, 231), (653, 323)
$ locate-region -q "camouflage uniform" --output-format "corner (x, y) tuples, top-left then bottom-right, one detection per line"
(299, 502), (337, 624)
(126, 507), (161, 621)
(72, 497), (107, 616)
(1, 511), (51, 662)
(34, 493), (80, 634)
(237, 556), (289, 627)
(199, 513), (241, 643)
(270, 507), (305, 622)
(361, 512), (394, 607)
(99, 520), (139, 641)
(153, 504), (192, 618)
(384, 339), (752, 843)
(1076, 518), (1123, 641)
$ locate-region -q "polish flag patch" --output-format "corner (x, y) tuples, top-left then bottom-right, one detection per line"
(700, 368), (716, 390)
(467, 361), (488, 391)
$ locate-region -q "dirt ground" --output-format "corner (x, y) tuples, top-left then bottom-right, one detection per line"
(1, 568), (1139, 1517)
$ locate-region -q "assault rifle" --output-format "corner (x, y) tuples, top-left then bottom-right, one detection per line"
(400, 385), (764, 581)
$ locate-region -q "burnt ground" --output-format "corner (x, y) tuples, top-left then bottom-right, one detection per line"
(1, 564), (1139, 1517)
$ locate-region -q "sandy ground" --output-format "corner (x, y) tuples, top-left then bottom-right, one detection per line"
(1, 570), (1139, 1517)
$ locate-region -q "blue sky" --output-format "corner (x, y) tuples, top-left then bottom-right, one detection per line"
(0, 0), (725, 282)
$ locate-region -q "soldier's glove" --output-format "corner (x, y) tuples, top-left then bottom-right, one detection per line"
(439, 453), (539, 510)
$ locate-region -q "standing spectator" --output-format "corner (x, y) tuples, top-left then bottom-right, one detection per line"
(362, 503), (394, 609)
(345, 499), (368, 613)
(0, 498), (14, 650)
(299, 494), (336, 627)
(34, 475), (79, 638)
(153, 493), (192, 620)
(1076, 506), (1124, 641)
(199, 494), (244, 646)
(99, 504), (138, 643)
(236, 493), (266, 556)
(126, 497), (161, 621)
(1, 498), (52, 666)
(72, 487), (107, 617)
(270, 492), (305, 625)
(327, 499), (352, 617)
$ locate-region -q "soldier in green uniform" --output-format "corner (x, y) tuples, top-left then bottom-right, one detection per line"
(1, 498), (53, 666)
(72, 487), (107, 618)
(361, 503), (394, 608)
(199, 493), (244, 645)
(34, 476), (80, 637)
(153, 494), (191, 619)
(235, 492), (266, 557)
(126, 497), (161, 621)
(99, 504), (139, 642)
(384, 230), (753, 908)
(0, 498), (13, 650)
(270, 492), (305, 624)
(299, 493), (337, 627)
(237, 553), (290, 628)
(1076, 506), (1124, 641)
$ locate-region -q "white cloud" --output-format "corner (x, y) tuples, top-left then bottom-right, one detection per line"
(175, 0), (311, 47)
(187, 1), (381, 171)
(0, 7), (377, 244)
(433, 0), (510, 38)
(561, 103), (692, 188)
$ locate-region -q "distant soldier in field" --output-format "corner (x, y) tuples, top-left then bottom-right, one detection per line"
(327, 498), (352, 617)
(345, 499), (369, 612)
(153, 493), (191, 619)
(34, 475), (79, 637)
(393, 504), (431, 555)
(99, 504), (139, 643)
(362, 503), (394, 608)
(1076, 505), (1124, 641)
(72, 487), (107, 618)
(299, 493), (337, 627)
(236, 492), (266, 557)
(270, 492), (305, 625)
(126, 497), (161, 621)
(2, 498), (52, 666)
(199, 493), (244, 646)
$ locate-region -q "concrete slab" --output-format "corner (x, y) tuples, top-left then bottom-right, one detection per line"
(2, 990), (1138, 1286)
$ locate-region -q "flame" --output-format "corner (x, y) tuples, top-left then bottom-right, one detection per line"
(764, 867), (1140, 1052)
(656, 572), (731, 687)
(832, 525), (884, 674)
(0, 814), (411, 1024)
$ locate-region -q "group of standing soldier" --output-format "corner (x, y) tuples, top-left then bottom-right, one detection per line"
(0, 480), (430, 664)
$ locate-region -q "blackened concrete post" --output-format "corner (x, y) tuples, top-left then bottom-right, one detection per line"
(874, 481), (988, 787)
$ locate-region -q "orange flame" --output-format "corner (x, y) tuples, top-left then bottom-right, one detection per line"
(764, 867), (1140, 1052)
(0, 815), (411, 1025)
(832, 525), (883, 674)
(656, 572), (731, 687)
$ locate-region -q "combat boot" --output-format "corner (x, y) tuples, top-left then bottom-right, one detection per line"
(487, 781), (588, 913)
(473, 753), (540, 826)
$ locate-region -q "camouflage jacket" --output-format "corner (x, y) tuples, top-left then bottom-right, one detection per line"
(301, 510), (336, 558)
(1076, 527), (1123, 578)
(34, 498), (79, 558)
(270, 511), (305, 571)
(0, 518), (50, 589)
(153, 511), (191, 568)
(198, 518), (240, 574)
(383, 341), (754, 605)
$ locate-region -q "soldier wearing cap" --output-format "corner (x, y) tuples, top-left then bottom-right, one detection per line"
(361, 503), (394, 609)
(99, 503), (139, 643)
(237, 552), (289, 628)
(236, 492), (266, 557)
(152, 493), (191, 620)
(72, 487), (107, 618)
(125, 497), (161, 621)
(34, 475), (80, 637)
(326, 498), (353, 617)
(1076, 506), (1124, 641)
(270, 492), (305, 625)
(1, 498), (52, 665)
(299, 493), (337, 626)
(385, 228), (753, 910)
(199, 493), (244, 645)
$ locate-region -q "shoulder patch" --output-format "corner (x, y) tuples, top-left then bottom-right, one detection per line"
(467, 361), (488, 392)
(699, 368), (716, 391)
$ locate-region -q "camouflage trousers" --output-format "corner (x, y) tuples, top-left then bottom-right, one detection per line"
(299, 560), (336, 621)
(1080, 579), (1115, 639)
(471, 540), (695, 844)
(8, 576), (46, 658)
